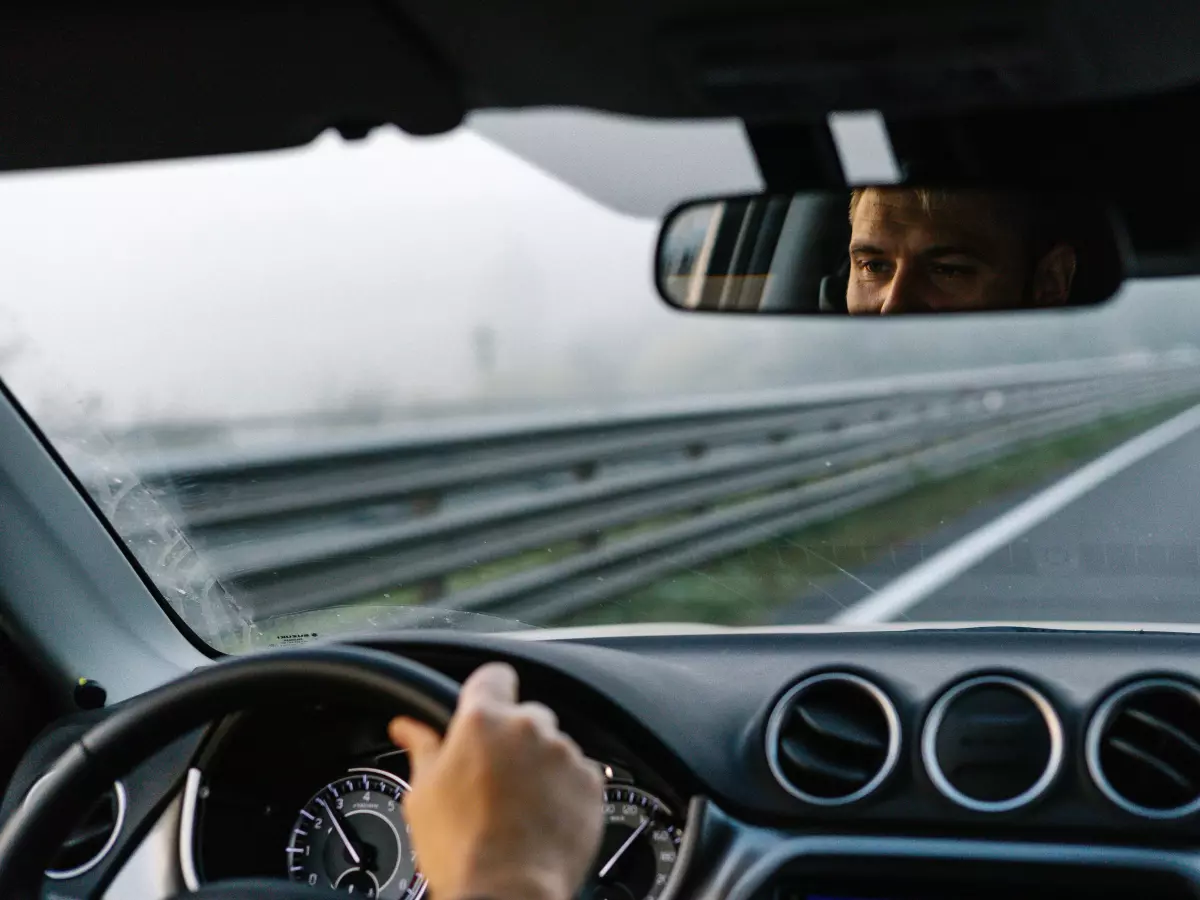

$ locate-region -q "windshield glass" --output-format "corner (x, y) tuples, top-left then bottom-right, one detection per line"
(2, 114), (1200, 654)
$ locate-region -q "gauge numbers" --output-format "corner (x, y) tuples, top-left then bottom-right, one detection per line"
(287, 769), (423, 899)
(581, 786), (684, 900)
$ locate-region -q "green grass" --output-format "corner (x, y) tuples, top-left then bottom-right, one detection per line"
(554, 395), (1200, 629)
(605, 513), (694, 542)
(446, 541), (584, 592)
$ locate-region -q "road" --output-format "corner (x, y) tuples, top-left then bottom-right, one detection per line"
(775, 407), (1200, 627)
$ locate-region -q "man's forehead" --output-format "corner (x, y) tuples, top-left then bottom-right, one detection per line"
(850, 189), (1017, 249)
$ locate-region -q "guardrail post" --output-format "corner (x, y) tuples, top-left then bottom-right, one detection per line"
(418, 577), (446, 603)
(573, 461), (602, 549)
(411, 491), (441, 516)
(684, 443), (713, 517)
(412, 491), (444, 599)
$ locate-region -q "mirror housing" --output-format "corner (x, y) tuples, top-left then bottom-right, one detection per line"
(656, 187), (1127, 315)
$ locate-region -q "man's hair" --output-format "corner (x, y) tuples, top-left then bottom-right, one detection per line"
(848, 186), (1068, 261)
(849, 187), (955, 222)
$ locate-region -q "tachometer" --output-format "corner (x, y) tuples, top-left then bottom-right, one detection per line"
(579, 786), (684, 900)
(287, 768), (423, 899)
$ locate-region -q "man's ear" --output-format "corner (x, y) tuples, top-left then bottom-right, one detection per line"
(1031, 243), (1077, 307)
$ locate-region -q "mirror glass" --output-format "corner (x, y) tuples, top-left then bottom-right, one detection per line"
(656, 187), (1125, 315)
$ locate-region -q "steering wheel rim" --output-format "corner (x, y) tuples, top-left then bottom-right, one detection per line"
(0, 644), (461, 899)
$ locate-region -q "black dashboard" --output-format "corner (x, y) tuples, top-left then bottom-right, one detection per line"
(6, 627), (1200, 900)
(191, 685), (687, 894)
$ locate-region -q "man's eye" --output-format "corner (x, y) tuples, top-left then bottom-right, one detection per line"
(858, 259), (891, 275)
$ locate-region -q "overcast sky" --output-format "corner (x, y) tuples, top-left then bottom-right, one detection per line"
(0, 111), (1197, 436)
(0, 118), (678, 424)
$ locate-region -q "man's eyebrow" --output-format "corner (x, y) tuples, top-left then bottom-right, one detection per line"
(849, 243), (888, 255)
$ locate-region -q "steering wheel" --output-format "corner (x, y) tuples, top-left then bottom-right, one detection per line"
(0, 645), (461, 900)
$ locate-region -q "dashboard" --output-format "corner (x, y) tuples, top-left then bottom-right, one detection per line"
(191, 698), (686, 900)
(5, 627), (1200, 900)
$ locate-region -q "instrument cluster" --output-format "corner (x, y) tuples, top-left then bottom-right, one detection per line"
(191, 704), (688, 900)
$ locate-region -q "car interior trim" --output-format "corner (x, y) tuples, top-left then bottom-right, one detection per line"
(721, 831), (1200, 900)
(921, 674), (1065, 813)
(15, 631), (1200, 895)
(764, 671), (901, 806)
(1085, 676), (1200, 820)
(656, 796), (709, 900)
(180, 767), (203, 892)
(101, 792), (183, 900)
(0, 381), (205, 706)
(34, 778), (126, 880)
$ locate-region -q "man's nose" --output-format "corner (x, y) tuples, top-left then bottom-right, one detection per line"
(879, 263), (930, 314)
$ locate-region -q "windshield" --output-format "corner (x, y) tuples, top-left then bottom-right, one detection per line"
(3, 114), (1200, 654)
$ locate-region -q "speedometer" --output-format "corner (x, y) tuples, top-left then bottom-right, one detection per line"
(287, 768), (423, 899)
(579, 786), (684, 900)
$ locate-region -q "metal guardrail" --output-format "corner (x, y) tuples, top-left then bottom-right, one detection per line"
(73, 353), (1200, 632)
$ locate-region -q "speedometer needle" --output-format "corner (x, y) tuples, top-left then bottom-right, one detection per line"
(597, 818), (650, 879)
(317, 798), (362, 866)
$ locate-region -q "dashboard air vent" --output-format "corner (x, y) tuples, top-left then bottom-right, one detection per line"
(25, 777), (127, 880)
(923, 675), (1063, 813)
(765, 672), (900, 806)
(1087, 678), (1200, 819)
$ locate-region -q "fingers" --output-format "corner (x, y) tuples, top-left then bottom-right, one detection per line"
(458, 662), (519, 711)
(518, 701), (559, 733)
(389, 716), (443, 780)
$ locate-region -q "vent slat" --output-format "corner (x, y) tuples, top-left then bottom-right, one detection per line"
(794, 702), (887, 750)
(1121, 708), (1200, 761)
(1092, 681), (1200, 816)
(766, 673), (897, 805)
(1107, 737), (1196, 792)
(58, 819), (118, 854)
(43, 782), (124, 878)
(779, 735), (872, 784)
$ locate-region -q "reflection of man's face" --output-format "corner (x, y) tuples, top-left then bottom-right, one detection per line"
(846, 189), (1075, 315)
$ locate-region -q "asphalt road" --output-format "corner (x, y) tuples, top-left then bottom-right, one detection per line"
(775, 418), (1200, 626)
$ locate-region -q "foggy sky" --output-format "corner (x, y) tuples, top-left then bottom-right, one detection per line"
(0, 111), (1197, 435)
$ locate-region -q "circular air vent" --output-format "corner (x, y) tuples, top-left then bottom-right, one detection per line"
(765, 672), (900, 806)
(25, 777), (126, 879)
(1086, 678), (1200, 819)
(922, 675), (1063, 813)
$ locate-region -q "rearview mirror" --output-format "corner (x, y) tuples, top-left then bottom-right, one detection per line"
(656, 188), (1126, 315)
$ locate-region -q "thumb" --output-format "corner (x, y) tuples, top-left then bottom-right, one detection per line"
(389, 717), (443, 781)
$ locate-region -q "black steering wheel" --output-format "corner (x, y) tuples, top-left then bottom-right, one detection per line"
(0, 645), (461, 900)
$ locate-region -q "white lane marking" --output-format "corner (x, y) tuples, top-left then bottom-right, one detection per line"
(831, 402), (1200, 625)
(828, 111), (901, 185)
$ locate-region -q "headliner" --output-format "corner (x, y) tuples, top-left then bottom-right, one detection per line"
(0, 0), (1199, 173)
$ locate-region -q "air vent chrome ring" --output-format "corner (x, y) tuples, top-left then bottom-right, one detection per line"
(922, 675), (1063, 813)
(765, 671), (901, 806)
(1086, 677), (1200, 819)
(24, 776), (127, 880)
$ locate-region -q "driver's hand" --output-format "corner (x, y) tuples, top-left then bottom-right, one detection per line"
(389, 662), (604, 900)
